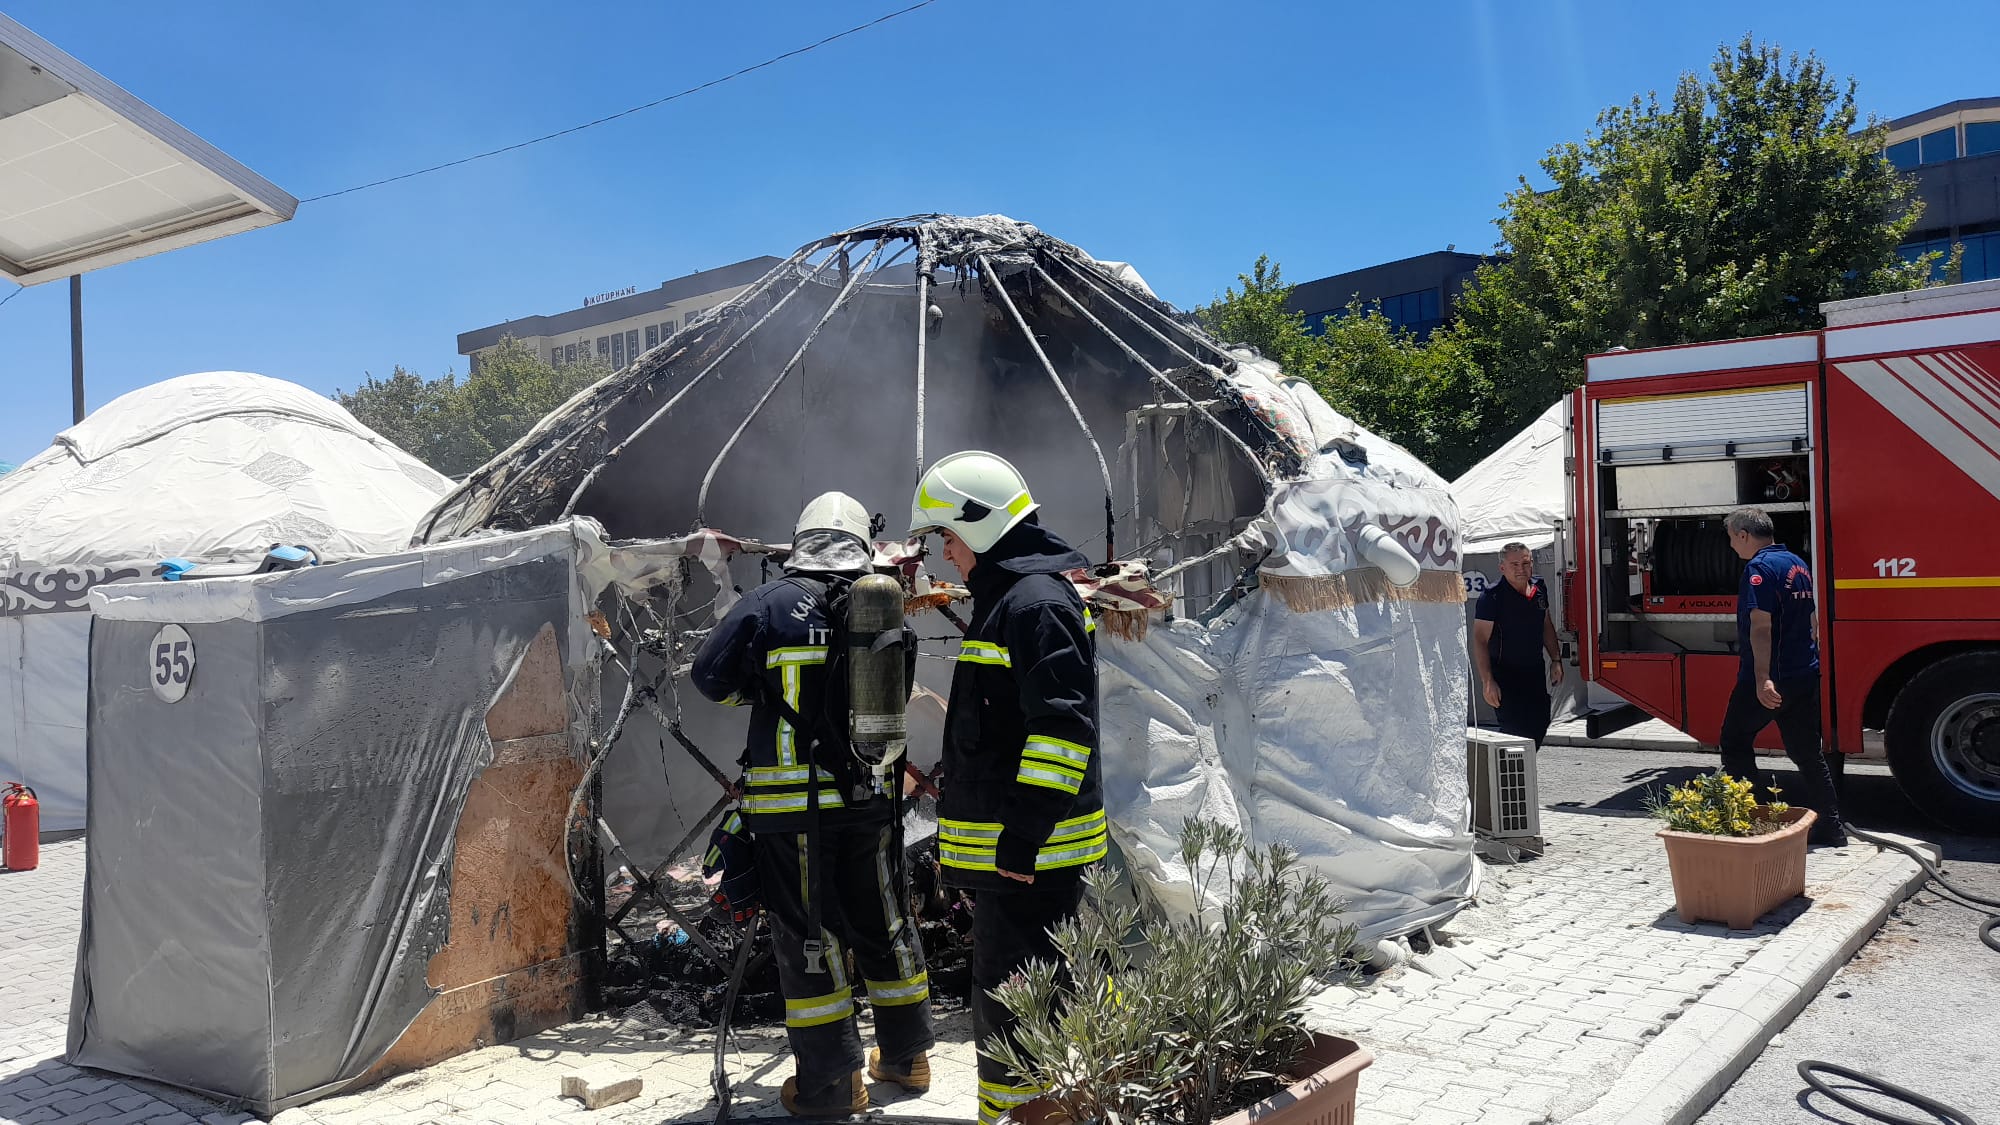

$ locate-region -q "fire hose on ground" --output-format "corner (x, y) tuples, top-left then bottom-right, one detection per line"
(1793, 821), (1999, 1125)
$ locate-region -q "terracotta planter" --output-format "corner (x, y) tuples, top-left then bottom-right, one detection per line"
(1658, 806), (1816, 930)
(1003, 1032), (1373, 1125)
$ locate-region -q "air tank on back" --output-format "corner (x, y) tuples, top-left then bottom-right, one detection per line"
(846, 573), (908, 781)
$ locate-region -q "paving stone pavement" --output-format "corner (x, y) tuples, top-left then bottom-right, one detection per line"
(1302, 809), (1900, 1125)
(2, 812), (1915, 1125)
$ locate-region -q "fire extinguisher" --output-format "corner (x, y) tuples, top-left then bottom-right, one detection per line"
(3, 783), (38, 871)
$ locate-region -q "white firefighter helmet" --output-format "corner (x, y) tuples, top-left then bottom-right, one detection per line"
(789, 491), (873, 573)
(907, 450), (1038, 554)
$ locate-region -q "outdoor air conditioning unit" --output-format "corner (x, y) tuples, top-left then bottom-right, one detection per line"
(1467, 728), (1541, 841)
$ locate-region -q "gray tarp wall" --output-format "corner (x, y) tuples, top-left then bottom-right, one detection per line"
(70, 526), (590, 1114)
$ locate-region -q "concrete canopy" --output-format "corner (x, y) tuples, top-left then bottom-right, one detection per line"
(0, 14), (295, 285)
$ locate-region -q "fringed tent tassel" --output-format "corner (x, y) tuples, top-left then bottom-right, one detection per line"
(1093, 607), (1153, 643)
(1261, 568), (1465, 613)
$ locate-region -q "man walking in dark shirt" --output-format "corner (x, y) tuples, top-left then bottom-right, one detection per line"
(1473, 542), (1563, 745)
(1720, 507), (1845, 847)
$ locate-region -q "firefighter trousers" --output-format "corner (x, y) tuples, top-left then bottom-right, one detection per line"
(969, 877), (1085, 1125)
(753, 822), (935, 1093)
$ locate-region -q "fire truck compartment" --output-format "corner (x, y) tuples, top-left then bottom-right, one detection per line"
(1596, 384), (1809, 463)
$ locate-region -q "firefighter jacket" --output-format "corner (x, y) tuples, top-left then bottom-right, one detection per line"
(690, 570), (912, 833)
(937, 519), (1107, 890)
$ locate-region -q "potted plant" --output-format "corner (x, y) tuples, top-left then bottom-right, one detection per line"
(990, 820), (1372, 1125)
(1647, 770), (1817, 930)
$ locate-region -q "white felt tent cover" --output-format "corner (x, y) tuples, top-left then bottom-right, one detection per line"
(0, 371), (452, 571)
(1095, 351), (1476, 944)
(1451, 398), (1569, 555)
(0, 372), (453, 830)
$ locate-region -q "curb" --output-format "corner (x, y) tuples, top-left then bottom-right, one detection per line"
(1567, 834), (1937, 1125)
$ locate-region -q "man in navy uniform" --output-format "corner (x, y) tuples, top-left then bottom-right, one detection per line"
(1472, 542), (1563, 745)
(1720, 507), (1845, 846)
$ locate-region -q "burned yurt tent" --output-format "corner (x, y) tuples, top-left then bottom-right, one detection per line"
(421, 215), (1477, 942)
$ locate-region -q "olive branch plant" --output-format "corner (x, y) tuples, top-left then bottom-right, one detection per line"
(986, 820), (1360, 1125)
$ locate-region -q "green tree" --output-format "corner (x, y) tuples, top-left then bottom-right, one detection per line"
(1197, 261), (1493, 477)
(1453, 36), (1936, 432)
(335, 337), (609, 477)
(1314, 301), (1495, 479)
(1194, 256), (1334, 384)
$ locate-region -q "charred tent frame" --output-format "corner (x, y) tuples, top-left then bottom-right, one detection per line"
(421, 215), (1295, 571)
(415, 215), (1467, 1033)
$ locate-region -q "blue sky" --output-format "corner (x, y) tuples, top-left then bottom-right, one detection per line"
(3, 0), (1996, 462)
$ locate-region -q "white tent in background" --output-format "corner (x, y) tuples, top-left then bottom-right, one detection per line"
(0, 372), (453, 829)
(1451, 397), (1617, 724)
(1454, 398), (1569, 557)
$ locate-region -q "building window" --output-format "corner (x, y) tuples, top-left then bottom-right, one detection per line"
(1304, 288), (1446, 338)
(551, 347), (562, 365)
(661, 319), (677, 338)
(1887, 138), (1920, 171)
(597, 335), (611, 358)
(1967, 120), (2000, 158)
(1899, 230), (2000, 283)
(1920, 126), (1958, 165)
(626, 329), (640, 359)
(645, 324), (659, 349)
(565, 343), (578, 365)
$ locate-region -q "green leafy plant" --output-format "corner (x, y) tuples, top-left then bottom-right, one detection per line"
(987, 820), (1358, 1125)
(1645, 770), (1791, 837)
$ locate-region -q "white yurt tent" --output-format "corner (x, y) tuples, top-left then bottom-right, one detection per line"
(1450, 397), (1617, 724)
(0, 372), (453, 829)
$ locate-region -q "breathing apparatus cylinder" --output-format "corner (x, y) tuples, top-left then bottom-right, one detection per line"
(846, 574), (908, 785)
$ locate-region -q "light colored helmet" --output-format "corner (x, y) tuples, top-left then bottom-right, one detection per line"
(907, 450), (1038, 554)
(789, 491), (872, 573)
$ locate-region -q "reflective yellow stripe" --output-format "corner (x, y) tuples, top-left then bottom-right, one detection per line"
(958, 641), (1011, 667)
(777, 663), (800, 765)
(1004, 491), (1034, 517)
(939, 810), (1102, 840)
(785, 988), (853, 1028)
(1017, 764), (1084, 794)
(1038, 834), (1109, 868)
(918, 482), (957, 512)
(742, 789), (847, 813)
(1046, 809), (1107, 841)
(980, 1078), (1041, 1125)
(865, 970), (930, 1006)
(1084, 607), (1096, 634)
(747, 765), (813, 785)
(1023, 735), (1092, 768)
(939, 845), (999, 871)
(1833, 576), (2000, 589)
(765, 646), (829, 667)
(938, 810), (1108, 872)
(745, 765), (839, 787)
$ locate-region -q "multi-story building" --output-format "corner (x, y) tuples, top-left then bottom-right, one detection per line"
(1883, 97), (2000, 282)
(457, 257), (784, 372)
(1285, 250), (1487, 341)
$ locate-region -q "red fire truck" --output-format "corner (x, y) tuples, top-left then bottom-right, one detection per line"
(1565, 279), (2000, 832)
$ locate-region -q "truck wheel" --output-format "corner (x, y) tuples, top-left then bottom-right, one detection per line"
(1886, 652), (2000, 835)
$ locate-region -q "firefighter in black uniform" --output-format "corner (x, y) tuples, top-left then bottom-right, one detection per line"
(907, 452), (1106, 1125)
(691, 492), (934, 1117)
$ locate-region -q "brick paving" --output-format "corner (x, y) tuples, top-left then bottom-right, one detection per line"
(1303, 810), (1883, 1124)
(2, 811), (1905, 1124)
